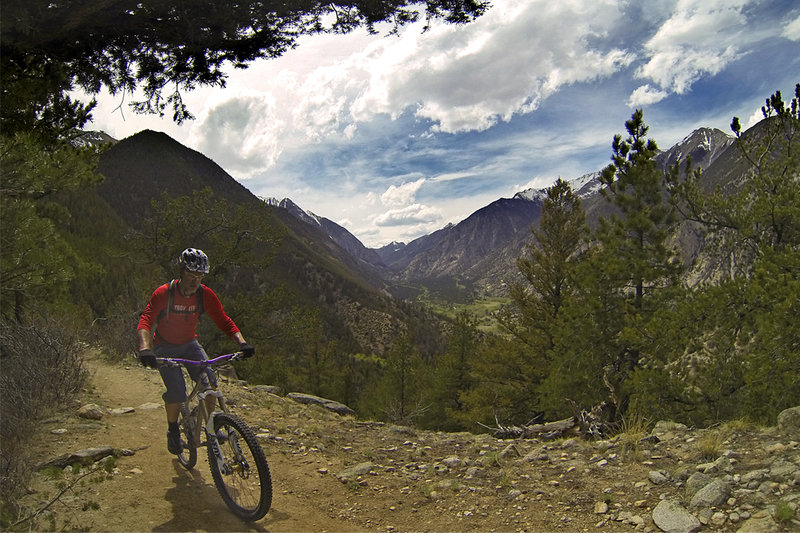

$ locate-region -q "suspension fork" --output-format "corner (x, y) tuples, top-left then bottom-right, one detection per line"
(201, 389), (239, 475)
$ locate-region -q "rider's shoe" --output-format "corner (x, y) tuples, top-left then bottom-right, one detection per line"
(167, 427), (183, 455)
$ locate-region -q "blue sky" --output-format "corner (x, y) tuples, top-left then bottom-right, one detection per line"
(86, 0), (800, 248)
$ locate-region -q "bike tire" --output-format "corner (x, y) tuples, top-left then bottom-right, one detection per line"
(206, 412), (272, 521)
(176, 406), (197, 469)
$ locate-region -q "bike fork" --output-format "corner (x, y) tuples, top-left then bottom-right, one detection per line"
(206, 414), (234, 475)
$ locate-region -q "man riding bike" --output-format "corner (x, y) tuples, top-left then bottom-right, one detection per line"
(137, 248), (254, 454)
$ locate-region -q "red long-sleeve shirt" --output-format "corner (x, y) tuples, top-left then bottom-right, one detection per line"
(138, 281), (240, 345)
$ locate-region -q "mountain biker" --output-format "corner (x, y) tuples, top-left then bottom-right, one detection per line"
(137, 248), (255, 455)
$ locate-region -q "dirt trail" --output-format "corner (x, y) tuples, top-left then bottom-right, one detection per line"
(24, 352), (797, 532)
(25, 353), (364, 532)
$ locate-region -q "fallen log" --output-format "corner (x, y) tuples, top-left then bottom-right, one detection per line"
(478, 416), (577, 439)
(479, 400), (610, 440)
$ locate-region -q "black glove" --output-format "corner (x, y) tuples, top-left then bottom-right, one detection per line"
(239, 343), (255, 358)
(138, 349), (158, 369)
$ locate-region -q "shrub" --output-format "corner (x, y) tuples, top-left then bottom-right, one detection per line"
(0, 316), (87, 509)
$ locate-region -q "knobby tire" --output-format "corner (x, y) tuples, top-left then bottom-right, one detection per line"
(176, 406), (197, 469)
(207, 412), (272, 521)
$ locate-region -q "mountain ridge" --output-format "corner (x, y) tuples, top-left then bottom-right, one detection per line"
(89, 124), (737, 301)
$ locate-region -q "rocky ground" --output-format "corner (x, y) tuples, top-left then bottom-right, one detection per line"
(9, 351), (800, 532)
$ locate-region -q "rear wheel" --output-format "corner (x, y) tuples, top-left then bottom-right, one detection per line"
(207, 412), (272, 521)
(176, 405), (197, 469)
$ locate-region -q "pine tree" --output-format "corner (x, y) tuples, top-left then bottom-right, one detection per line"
(377, 332), (429, 424)
(0, 133), (101, 321)
(553, 110), (683, 418)
(505, 178), (588, 350)
(423, 310), (479, 431)
(632, 85), (800, 425)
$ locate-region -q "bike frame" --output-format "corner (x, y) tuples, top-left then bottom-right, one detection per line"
(158, 352), (246, 471)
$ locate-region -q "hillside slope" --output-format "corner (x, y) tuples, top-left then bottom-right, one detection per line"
(18, 351), (800, 532)
(93, 129), (446, 358)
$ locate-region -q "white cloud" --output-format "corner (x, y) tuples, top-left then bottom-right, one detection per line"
(373, 203), (442, 227)
(380, 178), (427, 207)
(783, 14), (800, 40)
(636, 0), (751, 94)
(744, 107), (765, 129)
(186, 0), (640, 175)
(350, 0), (633, 133)
(628, 84), (670, 107)
(194, 95), (282, 177)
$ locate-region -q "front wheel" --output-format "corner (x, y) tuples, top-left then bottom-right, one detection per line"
(207, 412), (272, 521)
(176, 404), (197, 469)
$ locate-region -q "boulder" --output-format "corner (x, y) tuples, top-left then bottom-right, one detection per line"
(337, 461), (374, 482)
(77, 403), (105, 420)
(287, 392), (355, 416)
(652, 499), (701, 533)
(690, 478), (731, 509)
(777, 406), (800, 437)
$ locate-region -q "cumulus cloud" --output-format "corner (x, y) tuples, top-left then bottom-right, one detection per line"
(380, 178), (427, 207)
(194, 95), (283, 177)
(628, 84), (670, 107)
(783, 13), (800, 40)
(350, 0), (633, 133)
(373, 203), (442, 227)
(635, 0), (752, 95)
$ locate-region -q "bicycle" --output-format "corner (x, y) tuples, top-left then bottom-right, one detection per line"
(157, 351), (272, 521)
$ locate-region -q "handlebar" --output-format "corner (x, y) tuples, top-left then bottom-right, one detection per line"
(156, 351), (248, 367)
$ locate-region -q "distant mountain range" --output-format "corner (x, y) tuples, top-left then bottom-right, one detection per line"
(86, 124), (738, 304)
(266, 126), (735, 298)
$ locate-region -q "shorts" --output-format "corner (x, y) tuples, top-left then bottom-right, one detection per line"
(153, 340), (218, 404)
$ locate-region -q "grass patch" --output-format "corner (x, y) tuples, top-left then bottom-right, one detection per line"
(695, 428), (729, 460)
(617, 411), (651, 460)
(774, 501), (795, 524)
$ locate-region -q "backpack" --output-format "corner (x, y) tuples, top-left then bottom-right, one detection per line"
(157, 279), (204, 324)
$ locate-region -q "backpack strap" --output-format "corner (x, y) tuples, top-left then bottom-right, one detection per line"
(155, 280), (204, 325)
(155, 280), (176, 325)
(196, 284), (204, 316)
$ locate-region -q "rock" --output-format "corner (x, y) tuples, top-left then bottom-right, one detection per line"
(499, 443), (520, 458)
(649, 470), (669, 485)
(685, 471), (713, 499)
(652, 499), (701, 533)
(77, 403), (105, 420)
(777, 406), (800, 437)
(769, 457), (797, 481)
(652, 421), (688, 434)
(699, 455), (733, 474)
(108, 407), (135, 415)
(690, 478), (731, 509)
(711, 511), (727, 526)
(736, 513), (780, 532)
(594, 501), (609, 514)
(441, 455), (461, 468)
(39, 445), (116, 470)
(337, 461), (374, 482)
(287, 392), (355, 416)
(137, 402), (162, 410)
(251, 384), (283, 395)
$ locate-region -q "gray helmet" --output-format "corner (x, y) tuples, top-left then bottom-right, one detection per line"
(177, 248), (210, 274)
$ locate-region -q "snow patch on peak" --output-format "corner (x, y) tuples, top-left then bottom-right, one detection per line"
(514, 172), (602, 202)
(264, 197), (323, 227)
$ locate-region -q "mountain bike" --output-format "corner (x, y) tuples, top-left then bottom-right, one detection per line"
(157, 352), (272, 521)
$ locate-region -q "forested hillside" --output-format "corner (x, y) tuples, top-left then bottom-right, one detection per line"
(0, 0), (488, 512)
(2, 0), (798, 520)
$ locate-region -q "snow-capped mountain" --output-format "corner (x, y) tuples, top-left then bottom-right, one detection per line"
(514, 172), (603, 202)
(265, 126), (737, 297)
(266, 197), (387, 269)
